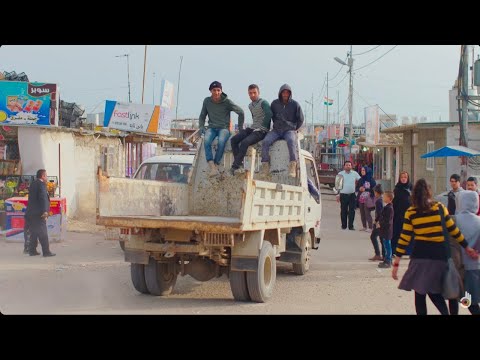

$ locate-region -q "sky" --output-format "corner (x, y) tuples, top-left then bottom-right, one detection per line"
(0, 45), (468, 126)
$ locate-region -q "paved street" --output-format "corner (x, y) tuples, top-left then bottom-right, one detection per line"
(0, 187), (471, 315)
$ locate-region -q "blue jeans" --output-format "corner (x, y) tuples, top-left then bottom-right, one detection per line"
(382, 239), (392, 264)
(204, 128), (231, 165)
(261, 130), (298, 163)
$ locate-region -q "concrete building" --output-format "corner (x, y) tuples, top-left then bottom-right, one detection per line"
(18, 127), (125, 220)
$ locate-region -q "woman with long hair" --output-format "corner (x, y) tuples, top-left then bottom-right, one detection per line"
(392, 179), (478, 315)
(392, 171), (412, 254)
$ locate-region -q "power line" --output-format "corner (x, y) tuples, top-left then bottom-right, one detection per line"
(328, 57), (347, 82)
(352, 87), (399, 127)
(353, 45), (381, 56)
(329, 71), (348, 88)
(354, 46), (398, 72)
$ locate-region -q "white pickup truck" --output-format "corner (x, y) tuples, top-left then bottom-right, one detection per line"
(97, 138), (322, 302)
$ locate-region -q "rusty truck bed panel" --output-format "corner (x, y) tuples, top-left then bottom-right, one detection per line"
(97, 215), (242, 233)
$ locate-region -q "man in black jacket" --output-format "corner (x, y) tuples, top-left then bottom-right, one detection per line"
(25, 169), (55, 257)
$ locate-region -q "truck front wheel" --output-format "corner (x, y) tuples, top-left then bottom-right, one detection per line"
(131, 264), (149, 294)
(292, 233), (312, 275)
(246, 241), (276, 303)
(144, 257), (177, 296)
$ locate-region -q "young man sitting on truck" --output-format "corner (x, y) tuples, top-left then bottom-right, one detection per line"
(198, 81), (245, 177)
(230, 84), (272, 175)
(260, 84), (304, 177)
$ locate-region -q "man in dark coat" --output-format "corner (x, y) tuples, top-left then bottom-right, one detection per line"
(25, 169), (55, 257)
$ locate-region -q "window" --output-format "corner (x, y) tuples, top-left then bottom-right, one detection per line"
(426, 141), (434, 171)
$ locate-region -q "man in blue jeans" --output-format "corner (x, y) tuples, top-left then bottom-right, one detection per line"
(261, 84), (304, 177)
(199, 81), (244, 177)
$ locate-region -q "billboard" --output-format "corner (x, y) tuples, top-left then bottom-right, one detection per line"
(364, 105), (380, 145)
(104, 100), (171, 135)
(0, 81), (59, 126)
(160, 79), (175, 110)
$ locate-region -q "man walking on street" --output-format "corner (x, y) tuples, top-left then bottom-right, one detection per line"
(230, 84), (272, 175)
(261, 84), (304, 177)
(336, 161), (361, 230)
(199, 81), (245, 177)
(448, 173), (464, 217)
(25, 169), (55, 257)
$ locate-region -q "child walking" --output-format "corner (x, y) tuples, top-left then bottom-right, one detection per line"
(378, 191), (394, 268)
(369, 184), (385, 261)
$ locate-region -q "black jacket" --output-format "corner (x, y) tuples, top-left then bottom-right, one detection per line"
(379, 203), (394, 240)
(25, 179), (50, 218)
(393, 182), (412, 222)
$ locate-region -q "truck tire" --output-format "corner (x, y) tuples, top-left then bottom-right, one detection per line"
(246, 241), (276, 303)
(131, 264), (149, 294)
(144, 257), (177, 296)
(292, 233), (312, 275)
(229, 271), (251, 302)
(119, 240), (125, 251)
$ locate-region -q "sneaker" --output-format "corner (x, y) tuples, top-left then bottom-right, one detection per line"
(43, 252), (56, 257)
(29, 251), (41, 256)
(341, 227), (347, 230)
(369, 255), (383, 261)
(208, 161), (220, 177)
(260, 162), (270, 176)
(233, 167), (245, 176)
(378, 262), (391, 268)
(23, 248), (29, 254)
(348, 227), (355, 231)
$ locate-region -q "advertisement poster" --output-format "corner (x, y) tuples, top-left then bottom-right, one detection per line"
(365, 105), (380, 145)
(104, 100), (171, 135)
(160, 79), (175, 110)
(0, 81), (59, 126)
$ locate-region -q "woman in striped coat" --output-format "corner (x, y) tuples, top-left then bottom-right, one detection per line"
(391, 179), (478, 315)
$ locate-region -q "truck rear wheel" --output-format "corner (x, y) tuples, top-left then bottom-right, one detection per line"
(246, 241), (276, 303)
(292, 233), (311, 275)
(144, 257), (177, 296)
(229, 271), (251, 302)
(131, 263), (149, 294)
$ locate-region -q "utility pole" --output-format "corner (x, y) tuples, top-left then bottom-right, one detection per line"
(326, 73), (329, 127)
(348, 45), (354, 161)
(152, 72), (155, 105)
(459, 45), (470, 182)
(142, 45), (148, 104)
(337, 90), (340, 125)
(115, 54), (131, 103)
(175, 55), (183, 121)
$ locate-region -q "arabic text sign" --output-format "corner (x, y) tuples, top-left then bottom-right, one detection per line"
(104, 101), (171, 135)
(0, 81), (58, 126)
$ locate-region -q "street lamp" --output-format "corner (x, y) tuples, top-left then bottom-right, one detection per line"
(116, 54), (131, 103)
(334, 46), (354, 161)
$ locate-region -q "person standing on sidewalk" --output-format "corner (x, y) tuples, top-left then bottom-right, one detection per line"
(336, 160), (361, 230)
(392, 171), (412, 254)
(378, 191), (394, 268)
(230, 84), (272, 175)
(198, 81), (245, 177)
(369, 184), (385, 261)
(25, 169), (55, 257)
(356, 166), (376, 232)
(466, 177), (480, 215)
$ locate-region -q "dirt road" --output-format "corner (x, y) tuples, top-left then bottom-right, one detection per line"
(0, 189), (471, 314)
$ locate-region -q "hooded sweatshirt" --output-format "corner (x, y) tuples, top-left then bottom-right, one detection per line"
(198, 92), (245, 130)
(270, 84), (304, 133)
(455, 191), (480, 270)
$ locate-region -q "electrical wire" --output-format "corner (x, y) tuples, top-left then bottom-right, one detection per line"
(352, 87), (399, 127)
(353, 45), (382, 56)
(354, 46), (398, 72)
(328, 56), (348, 82)
(329, 71), (348, 89)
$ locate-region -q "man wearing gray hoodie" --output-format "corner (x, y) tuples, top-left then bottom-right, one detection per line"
(455, 190), (480, 315)
(261, 84), (304, 177)
(199, 81), (245, 177)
